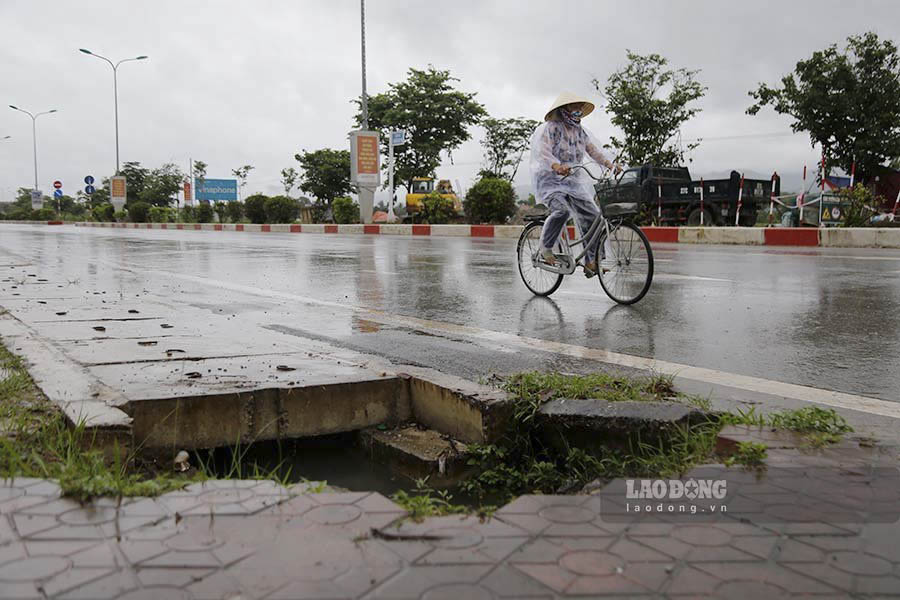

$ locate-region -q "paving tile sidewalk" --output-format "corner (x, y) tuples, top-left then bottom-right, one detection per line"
(2, 433), (899, 600)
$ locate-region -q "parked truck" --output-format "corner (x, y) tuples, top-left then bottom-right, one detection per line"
(594, 165), (780, 226)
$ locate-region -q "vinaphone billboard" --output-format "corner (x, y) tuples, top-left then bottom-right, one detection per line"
(195, 179), (238, 202)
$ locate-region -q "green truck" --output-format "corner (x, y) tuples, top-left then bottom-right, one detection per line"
(595, 165), (780, 226)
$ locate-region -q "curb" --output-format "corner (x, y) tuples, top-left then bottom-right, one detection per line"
(5, 221), (898, 248)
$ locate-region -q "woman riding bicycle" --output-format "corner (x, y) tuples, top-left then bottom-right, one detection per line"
(530, 92), (623, 277)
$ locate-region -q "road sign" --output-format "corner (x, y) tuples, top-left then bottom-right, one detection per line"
(110, 176), (127, 211)
(54, 189), (63, 198)
(820, 193), (848, 227)
(84, 175), (94, 185)
(84, 185), (95, 195)
(390, 130), (407, 146)
(30, 190), (43, 210)
(53, 180), (62, 189)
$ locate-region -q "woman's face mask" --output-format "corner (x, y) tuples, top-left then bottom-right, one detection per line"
(560, 106), (582, 126)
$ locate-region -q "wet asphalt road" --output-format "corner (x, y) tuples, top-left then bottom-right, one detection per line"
(1, 224), (898, 405)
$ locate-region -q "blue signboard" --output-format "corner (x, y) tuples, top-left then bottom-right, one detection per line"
(195, 178), (238, 201)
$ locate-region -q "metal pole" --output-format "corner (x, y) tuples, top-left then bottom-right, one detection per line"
(113, 65), (120, 173)
(360, 0), (368, 130)
(387, 138), (395, 222)
(32, 115), (38, 189)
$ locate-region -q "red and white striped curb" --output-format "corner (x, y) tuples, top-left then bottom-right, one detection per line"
(4, 221), (897, 248)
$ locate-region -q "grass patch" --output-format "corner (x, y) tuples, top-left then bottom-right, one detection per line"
(720, 405), (853, 448)
(390, 477), (467, 521)
(724, 441), (768, 468)
(0, 340), (291, 501)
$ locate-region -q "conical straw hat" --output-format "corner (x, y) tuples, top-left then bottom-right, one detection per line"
(544, 91), (595, 121)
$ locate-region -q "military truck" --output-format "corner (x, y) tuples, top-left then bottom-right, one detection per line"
(595, 165), (780, 226)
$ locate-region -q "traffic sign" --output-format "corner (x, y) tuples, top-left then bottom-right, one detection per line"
(390, 130), (407, 146)
(85, 185), (95, 195)
(30, 190), (42, 210)
(84, 175), (94, 185)
(54, 189), (63, 198)
(53, 180), (62, 189)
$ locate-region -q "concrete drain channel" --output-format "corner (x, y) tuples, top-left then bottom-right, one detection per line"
(122, 369), (515, 494)
(114, 367), (707, 497)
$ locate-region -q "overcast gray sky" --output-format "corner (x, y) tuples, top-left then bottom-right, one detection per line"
(2, 0), (898, 204)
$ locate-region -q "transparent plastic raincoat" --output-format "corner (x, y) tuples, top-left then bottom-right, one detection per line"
(529, 118), (614, 204)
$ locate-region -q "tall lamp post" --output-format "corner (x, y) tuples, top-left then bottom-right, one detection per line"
(79, 49), (147, 174)
(8, 106), (57, 190)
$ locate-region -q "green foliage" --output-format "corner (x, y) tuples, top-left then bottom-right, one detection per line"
(768, 406), (853, 436)
(391, 478), (466, 522)
(332, 196), (359, 224)
(139, 163), (183, 207)
(195, 202), (214, 223)
(127, 201), (151, 223)
(357, 66), (486, 191)
(113, 210), (127, 222)
(1, 188), (40, 220)
(231, 165), (254, 196)
(120, 161), (149, 204)
(192, 160), (207, 185)
(481, 117), (540, 181)
(34, 207), (56, 221)
(748, 32), (900, 178)
(264, 195), (300, 223)
(724, 441), (767, 468)
(421, 191), (455, 224)
(280, 167), (298, 196)
(295, 149), (352, 208)
(180, 205), (196, 223)
(244, 194), (268, 224)
(837, 184), (880, 227)
(464, 178), (516, 224)
(597, 50), (706, 166)
(214, 202), (228, 223)
(225, 201), (244, 223)
(148, 206), (174, 223)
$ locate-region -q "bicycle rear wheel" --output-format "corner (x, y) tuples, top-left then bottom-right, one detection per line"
(517, 222), (563, 297)
(597, 222), (653, 305)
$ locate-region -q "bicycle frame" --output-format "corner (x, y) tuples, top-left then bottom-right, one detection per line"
(533, 213), (620, 276)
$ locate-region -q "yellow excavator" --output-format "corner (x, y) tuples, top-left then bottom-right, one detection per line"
(405, 178), (463, 219)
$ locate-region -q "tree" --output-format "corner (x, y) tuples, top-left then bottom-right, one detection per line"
(280, 167), (298, 197)
(355, 66), (486, 192)
(481, 117), (540, 181)
(244, 193), (268, 224)
(139, 163), (183, 207)
(214, 202), (227, 223)
(748, 32), (900, 178)
(195, 202), (214, 223)
(231, 165), (254, 200)
(264, 195), (300, 223)
(192, 160), (207, 186)
(120, 162), (150, 205)
(597, 51), (706, 167)
(464, 178), (517, 224)
(128, 201), (151, 222)
(225, 201), (244, 223)
(295, 149), (352, 212)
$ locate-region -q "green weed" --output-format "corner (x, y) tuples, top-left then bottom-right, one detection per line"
(724, 441), (768, 468)
(391, 478), (466, 522)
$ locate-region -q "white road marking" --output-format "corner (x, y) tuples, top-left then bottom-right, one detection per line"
(654, 274), (734, 283)
(360, 269), (400, 276)
(743, 252), (900, 261)
(109, 262), (900, 420)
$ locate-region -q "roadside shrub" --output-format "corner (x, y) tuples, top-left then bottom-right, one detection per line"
(332, 196), (359, 224)
(264, 195), (300, 223)
(34, 207), (56, 221)
(195, 202), (214, 223)
(225, 201), (244, 223)
(148, 206), (174, 223)
(128, 201), (151, 223)
(421, 191), (455, 224)
(214, 202), (228, 223)
(464, 178), (516, 224)
(838, 184), (880, 227)
(113, 210), (127, 222)
(180, 205), (196, 223)
(244, 194), (268, 224)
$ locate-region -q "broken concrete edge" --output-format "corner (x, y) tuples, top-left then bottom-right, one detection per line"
(0, 312), (133, 438)
(359, 425), (472, 488)
(5, 221), (893, 247)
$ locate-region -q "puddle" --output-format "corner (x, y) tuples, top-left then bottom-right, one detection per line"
(198, 432), (428, 498)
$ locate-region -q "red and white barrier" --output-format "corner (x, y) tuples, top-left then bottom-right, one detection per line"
(735, 173), (745, 226)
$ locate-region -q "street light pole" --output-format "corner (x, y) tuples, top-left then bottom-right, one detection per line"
(79, 49), (147, 174)
(360, 0), (368, 130)
(9, 106), (57, 190)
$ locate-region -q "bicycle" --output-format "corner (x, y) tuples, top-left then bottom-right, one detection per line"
(516, 165), (654, 305)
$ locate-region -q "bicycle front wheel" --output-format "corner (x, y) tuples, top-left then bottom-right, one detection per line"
(517, 222), (563, 297)
(597, 222), (653, 305)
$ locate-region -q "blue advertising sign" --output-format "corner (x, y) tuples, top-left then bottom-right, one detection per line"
(195, 178), (238, 202)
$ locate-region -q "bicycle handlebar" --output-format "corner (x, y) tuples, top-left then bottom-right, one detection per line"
(563, 164), (628, 185)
